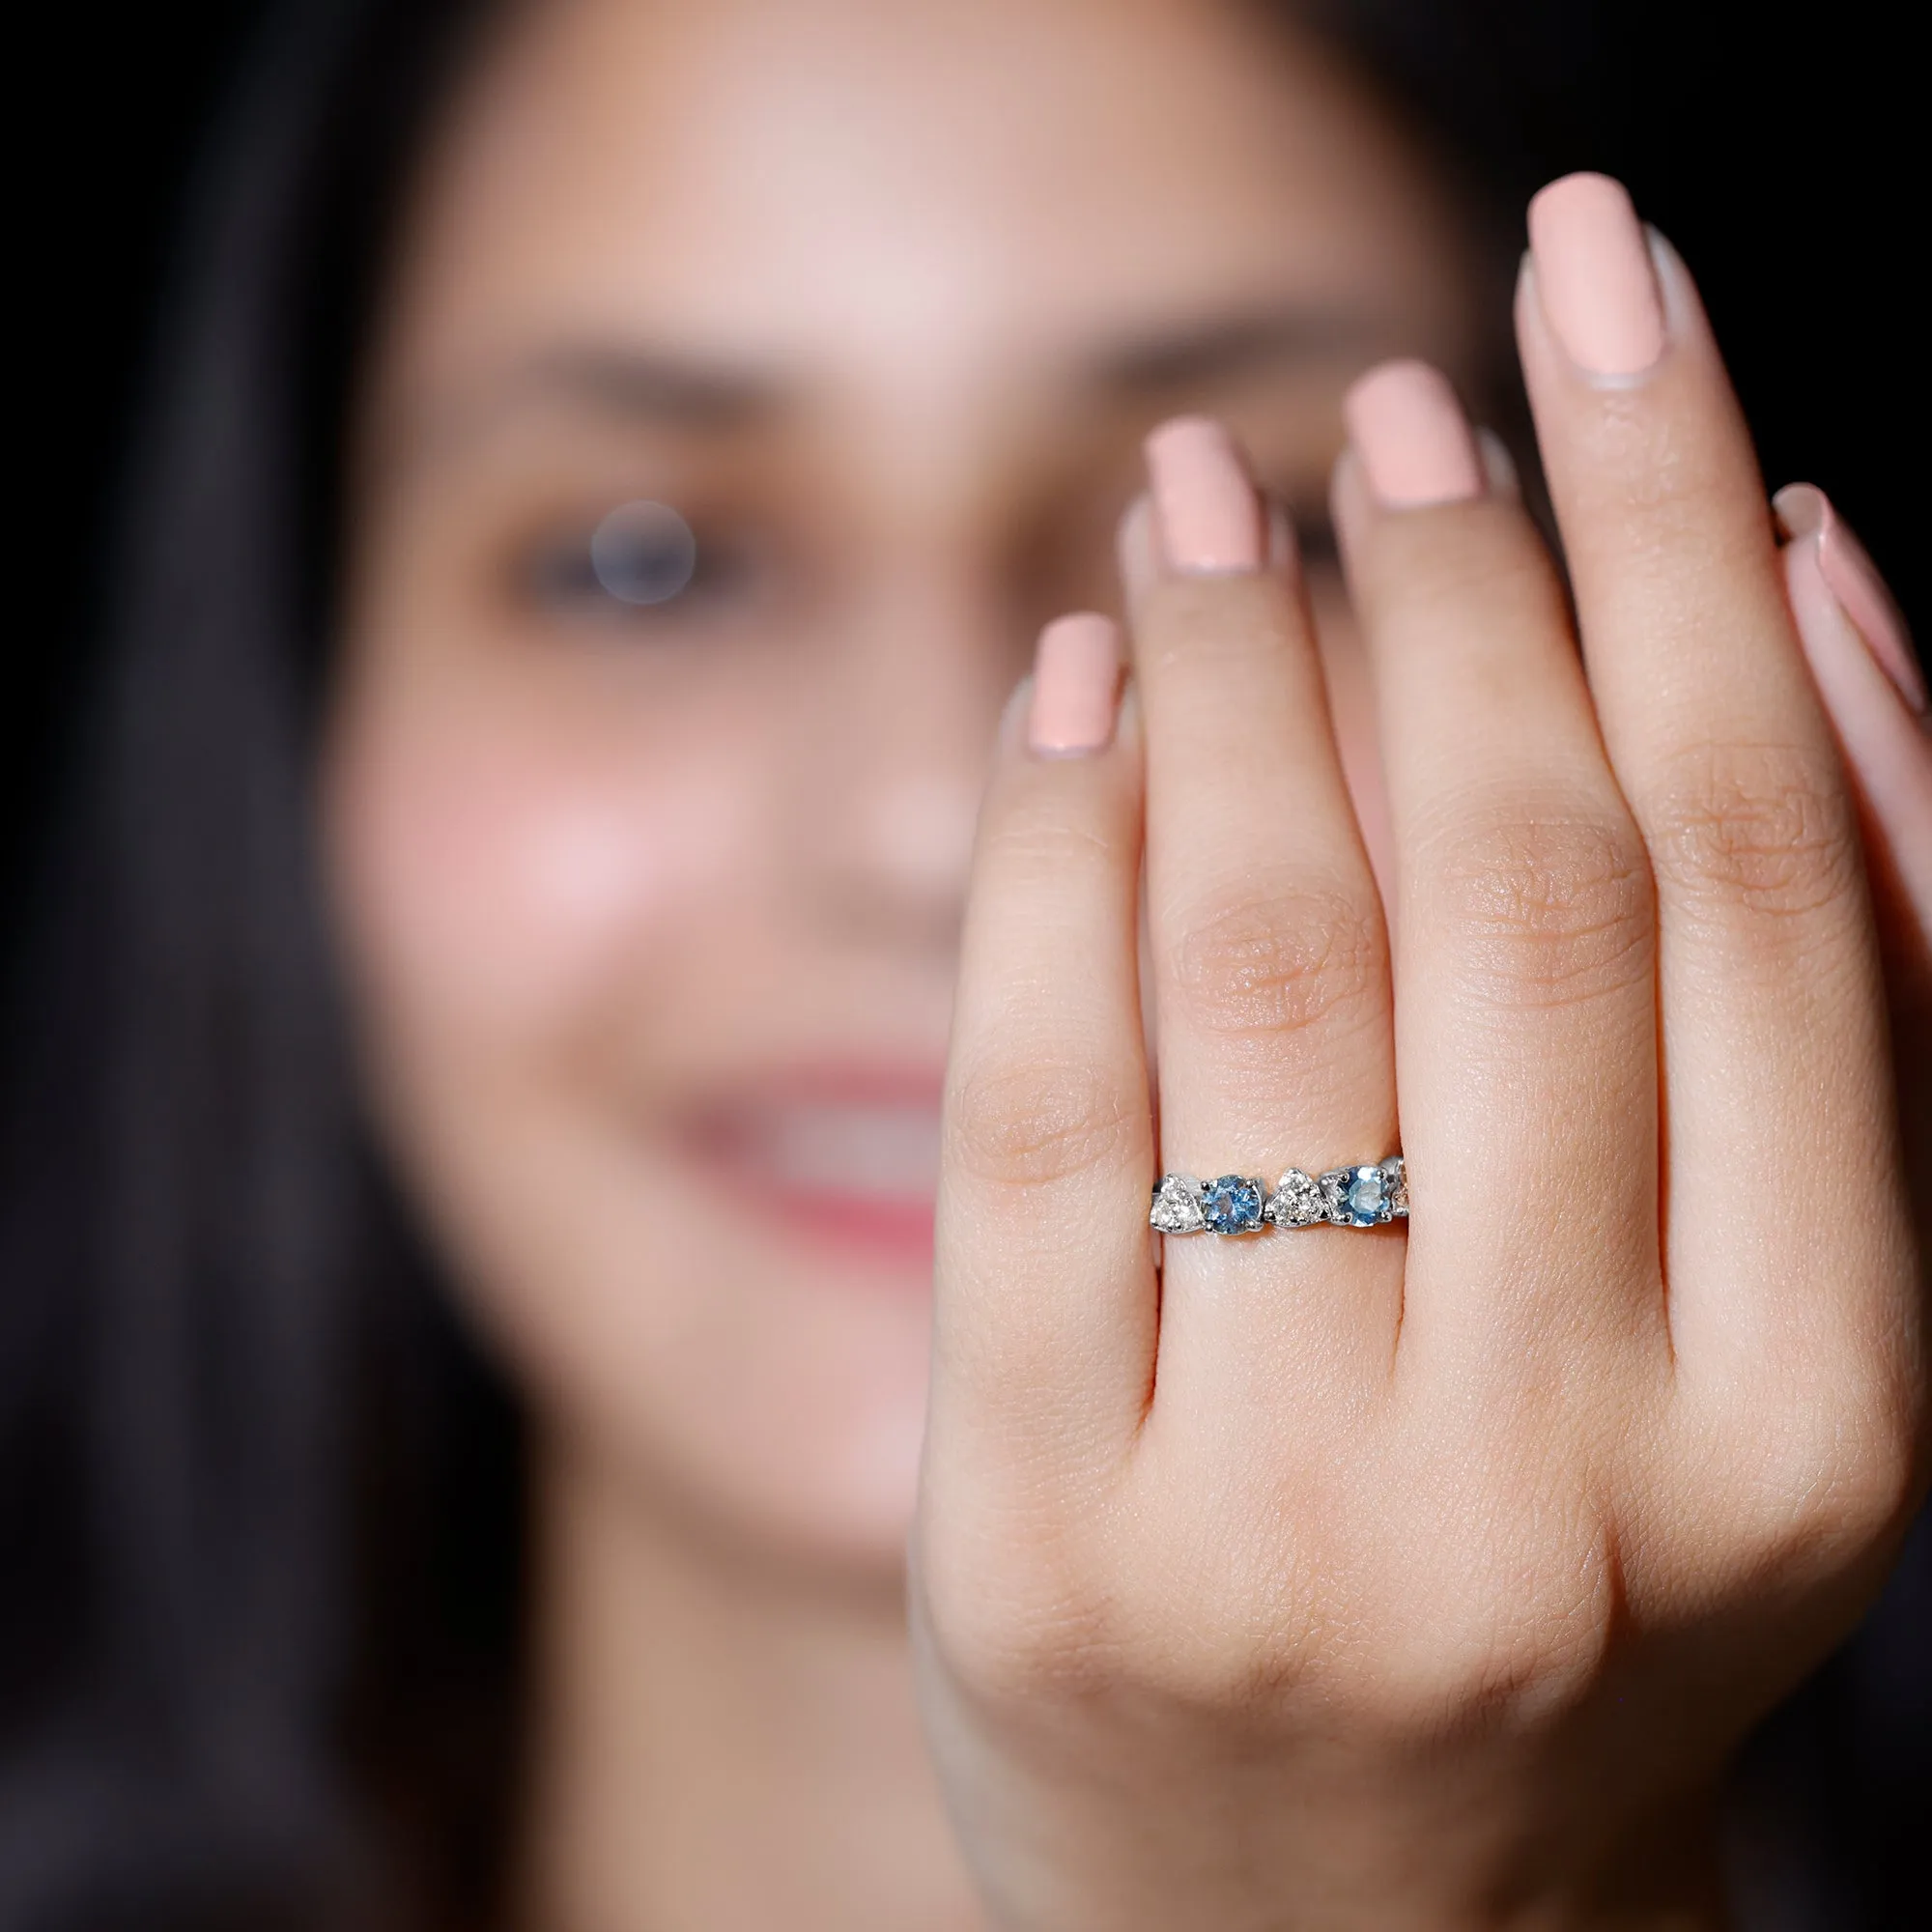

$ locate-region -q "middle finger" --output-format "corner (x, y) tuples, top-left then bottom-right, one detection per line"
(1335, 360), (1664, 1387)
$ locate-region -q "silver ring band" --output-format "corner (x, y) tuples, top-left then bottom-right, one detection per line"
(1151, 1158), (1406, 1235)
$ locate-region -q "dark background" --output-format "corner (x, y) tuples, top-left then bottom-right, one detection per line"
(6, 0), (1924, 925)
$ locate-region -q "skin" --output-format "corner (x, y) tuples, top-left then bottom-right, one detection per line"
(324, 0), (1929, 1925)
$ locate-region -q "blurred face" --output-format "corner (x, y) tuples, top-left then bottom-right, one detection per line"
(327, 0), (1478, 1573)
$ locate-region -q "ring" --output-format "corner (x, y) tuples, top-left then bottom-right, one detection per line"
(1151, 1158), (1406, 1235)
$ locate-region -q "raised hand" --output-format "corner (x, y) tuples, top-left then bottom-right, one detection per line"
(913, 174), (1924, 1930)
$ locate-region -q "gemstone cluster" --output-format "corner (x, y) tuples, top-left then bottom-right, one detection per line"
(1149, 1172), (1207, 1235)
(1265, 1167), (1324, 1229)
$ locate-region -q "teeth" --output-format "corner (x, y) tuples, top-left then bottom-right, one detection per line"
(753, 1104), (941, 1202)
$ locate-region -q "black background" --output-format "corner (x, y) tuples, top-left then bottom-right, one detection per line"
(7, 0), (1924, 920)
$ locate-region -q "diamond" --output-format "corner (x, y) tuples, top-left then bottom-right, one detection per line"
(1150, 1174), (1206, 1234)
(1379, 1156), (1408, 1218)
(1320, 1165), (1389, 1227)
(1201, 1174), (1265, 1235)
(1265, 1167), (1324, 1229)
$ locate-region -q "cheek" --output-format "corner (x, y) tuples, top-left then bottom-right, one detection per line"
(323, 678), (931, 1569)
(327, 691), (754, 1051)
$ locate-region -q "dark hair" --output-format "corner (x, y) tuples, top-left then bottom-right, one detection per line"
(1, 2), (522, 1924)
(1, 2), (1922, 1928)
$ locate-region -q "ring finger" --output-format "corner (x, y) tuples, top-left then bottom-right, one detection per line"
(1126, 418), (1403, 1422)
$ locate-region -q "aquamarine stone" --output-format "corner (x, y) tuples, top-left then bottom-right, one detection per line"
(1341, 1165), (1384, 1226)
(1202, 1175), (1264, 1234)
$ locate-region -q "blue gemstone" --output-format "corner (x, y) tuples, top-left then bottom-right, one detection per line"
(1202, 1175), (1264, 1234)
(1342, 1166), (1385, 1226)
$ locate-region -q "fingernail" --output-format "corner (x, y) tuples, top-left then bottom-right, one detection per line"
(1028, 611), (1122, 755)
(1144, 416), (1263, 573)
(1775, 484), (1925, 714)
(1344, 359), (1484, 508)
(1527, 173), (1666, 379)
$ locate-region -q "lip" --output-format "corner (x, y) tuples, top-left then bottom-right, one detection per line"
(677, 1066), (945, 1276)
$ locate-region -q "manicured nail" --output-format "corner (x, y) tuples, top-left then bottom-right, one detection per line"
(1028, 612), (1122, 755)
(1144, 416), (1263, 573)
(1344, 359), (1484, 508)
(1527, 173), (1665, 379)
(1776, 484), (1925, 714)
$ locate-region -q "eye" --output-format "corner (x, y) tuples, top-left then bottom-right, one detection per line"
(520, 500), (760, 623)
(589, 500), (697, 604)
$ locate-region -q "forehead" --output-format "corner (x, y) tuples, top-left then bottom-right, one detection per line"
(376, 0), (1475, 412)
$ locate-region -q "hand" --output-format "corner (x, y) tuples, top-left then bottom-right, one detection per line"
(912, 174), (1925, 1930)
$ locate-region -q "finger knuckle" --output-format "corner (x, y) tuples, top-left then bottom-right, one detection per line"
(1726, 1383), (1923, 1579)
(917, 1521), (1118, 1709)
(1372, 508), (1558, 618)
(1342, 1504), (1619, 1738)
(1122, 1637), (1292, 1719)
(1571, 404), (1742, 538)
(1169, 873), (1384, 1046)
(1646, 741), (1861, 936)
(947, 1054), (1142, 1189)
(982, 810), (1124, 888)
(1420, 806), (1652, 1009)
(932, 1503), (1311, 1723)
(1813, 1421), (1921, 1551)
(1144, 575), (1285, 670)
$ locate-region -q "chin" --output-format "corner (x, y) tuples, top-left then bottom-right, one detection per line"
(590, 1367), (930, 1587)
(486, 1236), (934, 1586)
(394, 1087), (941, 1584)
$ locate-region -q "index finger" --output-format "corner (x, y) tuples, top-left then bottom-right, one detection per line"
(934, 614), (1155, 1464)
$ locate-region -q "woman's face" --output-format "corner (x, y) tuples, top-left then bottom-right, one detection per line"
(328, 0), (1477, 1574)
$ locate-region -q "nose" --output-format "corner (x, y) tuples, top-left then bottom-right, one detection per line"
(787, 542), (1023, 957)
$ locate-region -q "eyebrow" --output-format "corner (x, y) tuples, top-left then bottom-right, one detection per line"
(412, 344), (787, 457)
(1092, 306), (1398, 394)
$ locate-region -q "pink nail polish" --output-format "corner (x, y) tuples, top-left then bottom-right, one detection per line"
(1344, 359), (1484, 508)
(1028, 612), (1122, 755)
(1776, 484), (1924, 714)
(1144, 416), (1263, 573)
(1527, 173), (1666, 379)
